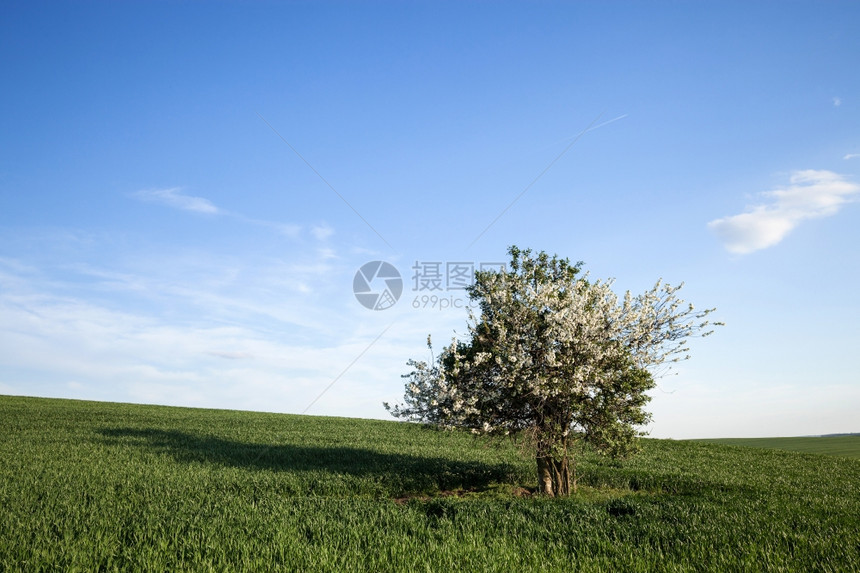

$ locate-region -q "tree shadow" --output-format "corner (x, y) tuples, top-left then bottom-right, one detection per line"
(97, 427), (521, 495)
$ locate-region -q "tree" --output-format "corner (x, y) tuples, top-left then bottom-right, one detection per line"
(385, 246), (720, 496)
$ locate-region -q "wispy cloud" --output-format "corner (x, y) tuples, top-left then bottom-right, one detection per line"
(0, 250), (418, 416)
(312, 224), (335, 241)
(133, 187), (220, 214)
(844, 153), (860, 160)
(207, 351), (254, 360)
(833, 96), (842, 107)
(233, 214), (302, 237)
(130, 187), (315, 239)
(708, 170), (860, 254)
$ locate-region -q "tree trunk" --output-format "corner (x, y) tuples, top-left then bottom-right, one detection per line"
(536, 454), (574, 496)
(537, 455), (554, 495)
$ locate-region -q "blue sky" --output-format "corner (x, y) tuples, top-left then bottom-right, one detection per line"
(1, 1), (858, 438)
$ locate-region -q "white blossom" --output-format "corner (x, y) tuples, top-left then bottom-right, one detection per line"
(385, 246), (719, 495)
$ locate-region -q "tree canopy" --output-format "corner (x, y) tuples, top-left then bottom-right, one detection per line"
(386, 246), (720, 496)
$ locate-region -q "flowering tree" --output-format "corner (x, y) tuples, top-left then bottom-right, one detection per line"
(385, 246), (720, 496)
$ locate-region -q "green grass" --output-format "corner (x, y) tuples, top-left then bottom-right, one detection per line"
(693, 436), (860, 459)
(1, 395), (859, 571)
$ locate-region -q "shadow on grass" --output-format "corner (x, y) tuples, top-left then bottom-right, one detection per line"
(97, 427), (522, 495)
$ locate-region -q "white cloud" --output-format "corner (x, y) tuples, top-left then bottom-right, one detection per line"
(133, 187), (220, 214)
(0, 245), (433, 417)
(277, 223), (303, 237)
(233, 214), (301, 237)
(129, 189), (312, 240)
(844, 153), (860, 160)
(207, 351), (253, 360)
(833, 96), (842, 107)
(0, 279), (388, 414)
(311, 224), (335, 241)
(317, 247), (337, 260)
(708, 170), (860, 254)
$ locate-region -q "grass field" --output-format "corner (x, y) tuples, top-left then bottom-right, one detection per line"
(1, 395), (858, 571)
(693, 436), (860, 459)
